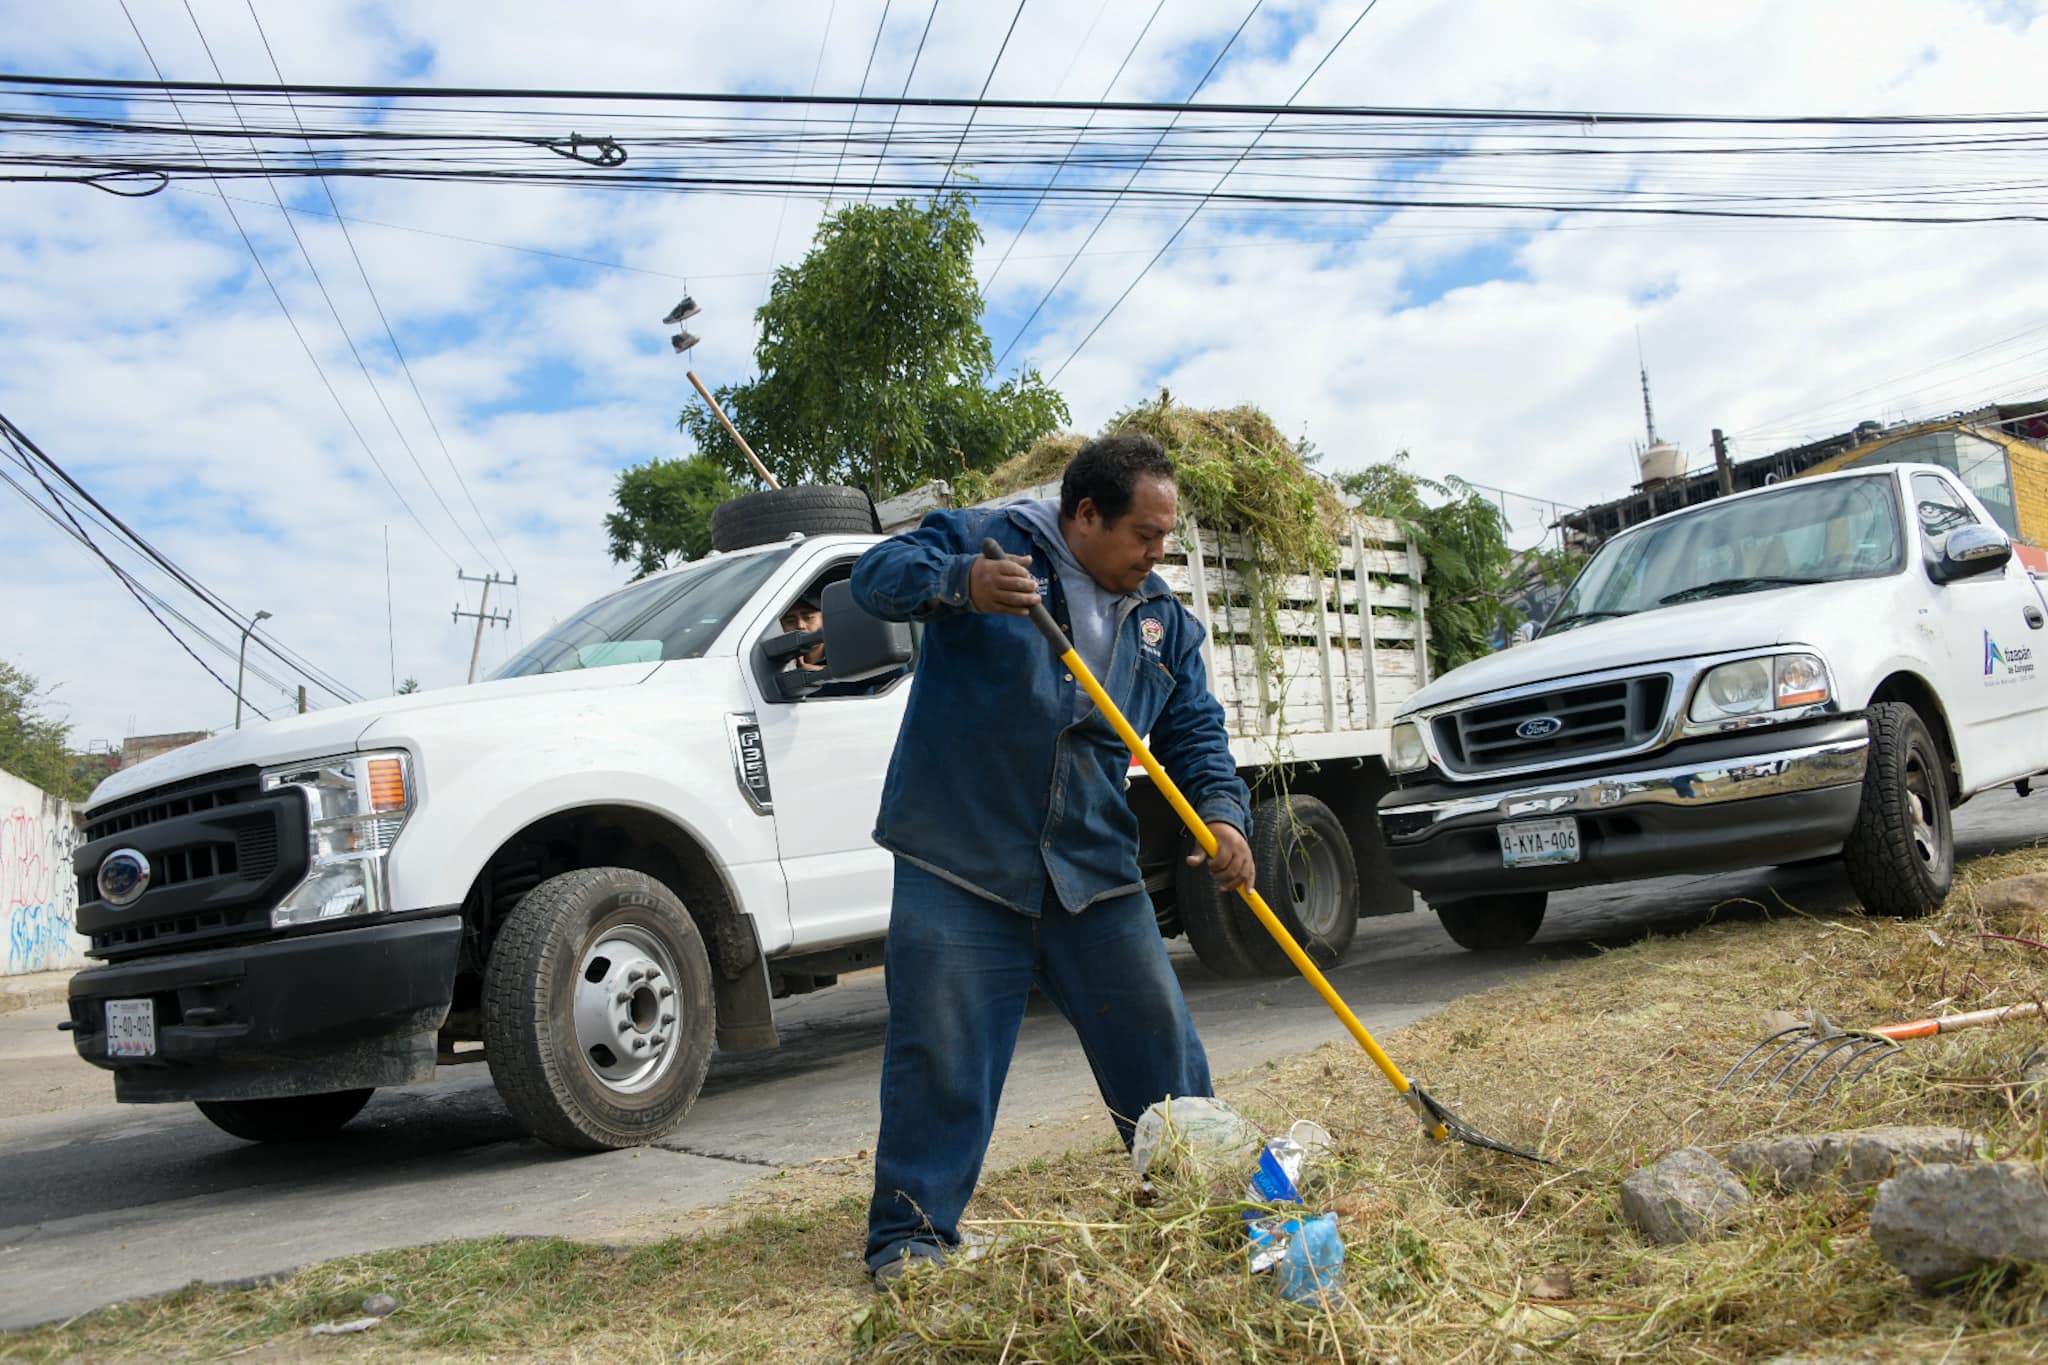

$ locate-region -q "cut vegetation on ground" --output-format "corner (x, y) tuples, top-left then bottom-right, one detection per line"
(8, 844), (2046, 1363)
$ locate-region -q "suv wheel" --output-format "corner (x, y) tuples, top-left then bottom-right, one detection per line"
(1843, 702), (1953, 918)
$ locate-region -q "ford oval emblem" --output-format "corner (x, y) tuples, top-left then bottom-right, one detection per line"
(1515, 715), (1564, 740)
(96, 848), (152, 908)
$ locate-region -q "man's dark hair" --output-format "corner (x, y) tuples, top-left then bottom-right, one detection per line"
(1060, 431), (1177, 522)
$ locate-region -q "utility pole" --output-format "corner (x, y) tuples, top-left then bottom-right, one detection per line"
(453, 570), (515, 684)
(297, 685), (307, 715)
(1712, 428), (1735, 496)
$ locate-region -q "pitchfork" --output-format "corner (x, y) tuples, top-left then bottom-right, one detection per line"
(1719, 1000), (2047, 1099)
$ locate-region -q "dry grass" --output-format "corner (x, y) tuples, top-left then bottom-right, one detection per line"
(859, 848), (2048, 1363)
(8, 847), (2048, 1362)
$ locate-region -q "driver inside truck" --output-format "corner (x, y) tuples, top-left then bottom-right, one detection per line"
(778, 590), (827, 672)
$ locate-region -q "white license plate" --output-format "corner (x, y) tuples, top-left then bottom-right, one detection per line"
(105, 999), (156, 1058)
(1498, 818), (1580, 867)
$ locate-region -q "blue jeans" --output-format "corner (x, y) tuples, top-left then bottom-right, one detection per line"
(865, 859), (1213, 1271)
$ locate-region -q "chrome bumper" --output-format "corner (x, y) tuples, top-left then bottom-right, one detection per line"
(1380, 733), (1870, 838)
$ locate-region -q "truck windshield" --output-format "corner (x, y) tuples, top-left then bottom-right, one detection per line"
(492, 548), (793, 679)
(1546, 475), (1903, 634)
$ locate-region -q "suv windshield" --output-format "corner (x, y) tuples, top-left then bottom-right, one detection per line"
(1547, 475), (1903, 634)
(493, 548), (793, 679)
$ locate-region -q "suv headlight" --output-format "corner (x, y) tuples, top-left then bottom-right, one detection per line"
(261, 751), (415, 928)
(1388, 720), (1430, 773)
(1687, 653), (1832, 729)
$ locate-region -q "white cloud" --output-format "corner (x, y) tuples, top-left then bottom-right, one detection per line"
(2, 0), (2046, 748)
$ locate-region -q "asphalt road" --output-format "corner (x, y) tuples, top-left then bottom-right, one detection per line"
(0, 788), (2038, 1329)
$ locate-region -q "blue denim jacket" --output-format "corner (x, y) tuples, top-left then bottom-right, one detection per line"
(852, 503), (1252, 915)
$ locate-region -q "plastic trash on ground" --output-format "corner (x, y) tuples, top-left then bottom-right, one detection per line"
(1242, 1121), (1346, 1304)
(1130, 1095), (1264, 1179)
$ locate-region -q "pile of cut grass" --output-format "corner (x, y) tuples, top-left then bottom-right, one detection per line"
(963, 392), (1349, 577)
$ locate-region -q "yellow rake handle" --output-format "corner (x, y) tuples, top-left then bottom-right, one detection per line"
(979, 540), (1448, 1143)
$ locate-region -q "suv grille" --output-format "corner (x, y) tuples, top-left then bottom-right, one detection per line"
(1432, 674), (1671, 773)
(75, 767), (308, 960)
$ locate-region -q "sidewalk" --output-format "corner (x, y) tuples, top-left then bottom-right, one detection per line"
(0, 969), (73, 1015)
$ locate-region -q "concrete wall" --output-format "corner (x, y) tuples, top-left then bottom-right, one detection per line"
(1, 768), (88, 975)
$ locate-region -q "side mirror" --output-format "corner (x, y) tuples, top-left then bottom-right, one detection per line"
(819, 581), (911, 680)
(767, 581), (912, 699)
(1509, 621), (1539, 647)
(1934, 524), (2012, 582)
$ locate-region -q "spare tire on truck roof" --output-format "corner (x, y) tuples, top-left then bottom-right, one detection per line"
(710, 485), (879, 552)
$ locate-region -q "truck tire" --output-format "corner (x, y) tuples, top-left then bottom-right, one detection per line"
(483, 868), (716, 1150)
(1434, 892), (1546, 951)
(196, 1088), (373, 1142)
(1843, 702), (1953, 918)
(1177, 795), (1359, 977)
(709, 486), (877, 552)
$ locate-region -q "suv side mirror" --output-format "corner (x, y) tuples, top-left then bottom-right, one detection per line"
(1933, 524), (2012, 583)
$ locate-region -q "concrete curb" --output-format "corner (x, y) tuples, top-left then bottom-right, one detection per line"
(0, 970), (74, 1015)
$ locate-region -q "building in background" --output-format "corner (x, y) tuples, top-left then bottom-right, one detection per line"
(1558, 397), (2048, 570)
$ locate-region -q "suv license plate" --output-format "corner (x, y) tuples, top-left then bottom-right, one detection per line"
(1499, 818), (1579, 867)
(105, 999), (156, 1058)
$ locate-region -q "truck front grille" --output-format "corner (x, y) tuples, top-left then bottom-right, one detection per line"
(75, 769), (308, 961)
(1432, 674), (1671, 774)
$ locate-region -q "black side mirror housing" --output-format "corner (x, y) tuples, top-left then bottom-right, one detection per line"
(819, 580), (912, 679)
(1932, 524), (2012, 583)
(767, 581), (912, 699)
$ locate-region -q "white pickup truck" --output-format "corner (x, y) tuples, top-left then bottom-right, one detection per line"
(64, 487), (1426, 1148)
(1376, 463), (2048, 949)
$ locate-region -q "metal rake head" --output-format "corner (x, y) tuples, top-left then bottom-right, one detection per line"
(1717, 1021), (1906, 1100)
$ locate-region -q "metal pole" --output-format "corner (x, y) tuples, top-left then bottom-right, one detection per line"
(234, 609), (271, 730)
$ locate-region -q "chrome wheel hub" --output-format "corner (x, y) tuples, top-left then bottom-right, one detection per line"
(572, 925), (682, 1094)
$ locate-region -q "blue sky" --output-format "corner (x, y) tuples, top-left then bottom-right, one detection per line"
(2, 0), (2046, 744)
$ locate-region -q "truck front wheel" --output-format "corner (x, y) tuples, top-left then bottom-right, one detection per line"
(1843, 702), (1953, 918)
(484, 868), (716, 1150)
(196, 1088), (373, 1142)
(1434, 892), (1546, 951)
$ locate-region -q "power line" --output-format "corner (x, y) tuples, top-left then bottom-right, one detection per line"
(980, 0), (1161, 299)
(178, 0), (499, 573)
(0, 409), (363, 704)
(826, 0), (892, 210)
(113, 2), (466, 573)
(761, 0), (837, 308)
(0, 436), (271, 720)
(866, 0), (942, 202)
(243, 0), (517, 577)
(16, 71), (2048, 128)
(1051, 0), (1380, 381)
(994, 0), (1267, 372)
(941, 0), (1026, 185)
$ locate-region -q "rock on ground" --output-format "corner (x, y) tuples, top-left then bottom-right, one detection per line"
(1619, 1148), (1750, 1245)
(1870, 1159), (2048, 1292)
(1726, 1126), (1987, 1193)
(1970, 871), (2048, 925)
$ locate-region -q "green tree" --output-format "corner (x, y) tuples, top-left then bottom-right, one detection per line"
(396, 676), (422, 695)
(1339, 456), (1516, 675)
(0, 660), (92, 801)
(680, 191), (1068, 496)
(604, 455), (738, 576)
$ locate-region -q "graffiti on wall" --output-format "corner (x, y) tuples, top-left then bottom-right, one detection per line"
(2, 786), (85, 975)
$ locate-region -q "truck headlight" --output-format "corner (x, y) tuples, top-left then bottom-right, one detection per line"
(261, 751), (415, 928)
(1388, 720), (1430, 773)
(1688, 654), (1831, 727)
